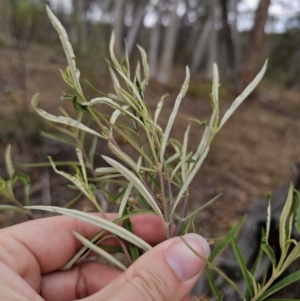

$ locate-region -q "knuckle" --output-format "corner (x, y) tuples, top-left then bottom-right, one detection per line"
(126, 265), (172, 301)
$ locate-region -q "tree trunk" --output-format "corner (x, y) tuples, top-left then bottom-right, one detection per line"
(113, 0), (125, 59)
(157, 0), (181, 84)
(231, 0), (240, 66)
(204, 0), (217, 81)
(149, 0), (164, 77)
(236, 0), (271, 94)
(191, 17), (213, 73)
(219, 0), (236, 79)
(126, 0), (148, 58)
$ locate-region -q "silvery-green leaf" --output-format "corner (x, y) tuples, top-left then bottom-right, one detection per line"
(109, 64), (121, 90)
(165, 153), (181, 165)
(82, 97), (143, 126)
(171, 152), (193, 180)
(189, 107), (217, 172)
(5, 144), (14, 179)
(73, 231), (127, 270)
(170, 146), (209, 220)
(31, 94), (104, 138)
(219, 60), (268, 130)
(102, 156), (163, 219)
(137, 45), (150, 89)
(154, 94), (168, 123)
(279, 182), (294, 253)
(76, 148), (88, 183)
(212, 63), (219, 128)
(281, 241), (300, 272)
(266, 192), (271, 241)
(110, 105), (130, 125)
(118, 183), (133, 217)
(25, 206), (152, 251)
(48, 156), (94, 202)
(109, 32), (121, 71)
(160, 67), (190, 163)
(136, 156), (142, 173)
(95, 167), (118, 175)
(108, 141), (138, 173)
(46, 6), (82, 95)
(181, 124), (191, 180)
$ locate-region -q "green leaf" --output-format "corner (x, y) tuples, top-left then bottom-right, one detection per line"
(231, 227), (254, 298)
(5, 144), (14, 179)
(13, 173), (31, 206)
(102, 156), (163, 219)
(40, 131), (77, 147)
(123, 207), (140, 261)
(160, 67), (190, 163)
(259, 270), (300, 300)
(31, 94), (104, 139)
(206, 269), (221, 300)
(72, 95), (87, 112)
(72, 230), (127, 270)
(25, 206), (152, 251)
(184, 194), (221, 221)
(0, 205), (27, 213)
(209, 216), (245, 262)
(219, 60), (268, 130)
(294, 189), (300, 235)
(88, 135), (98, 164)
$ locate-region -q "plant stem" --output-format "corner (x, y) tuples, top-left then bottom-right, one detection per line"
(250, 273), (279, 301)
(157, 166), (169, 237)
(13, 198), (36, 220)
(174, 195), (189, 236)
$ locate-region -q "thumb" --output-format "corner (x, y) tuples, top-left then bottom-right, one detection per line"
(90, 233), (210, 301)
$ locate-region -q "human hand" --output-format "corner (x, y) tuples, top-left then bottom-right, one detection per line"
(0, 214), (210, 301)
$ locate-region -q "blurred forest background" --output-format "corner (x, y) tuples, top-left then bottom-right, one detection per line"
(1, 0), (300, 238)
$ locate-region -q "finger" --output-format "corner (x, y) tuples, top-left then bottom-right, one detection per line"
(40, 261), (122, 301)
(84, 234), (210, 301)
(0, 214), (165, 276)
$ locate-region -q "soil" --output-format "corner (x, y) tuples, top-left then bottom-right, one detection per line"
(1, 44), (300, 242)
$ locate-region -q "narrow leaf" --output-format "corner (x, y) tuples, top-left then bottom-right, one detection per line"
(160, 67), (190, 163)
(118, 183), (133, 217)
(102, 156), (163, 219)
(5, 144), (14, 179)
(209, 216), (245, 262)
(219, 60), (268, 129)
(73, 231), (127, 270)
(25, 206), (152, 251)
(46, 6), (82, 95)
(31, 94), (104, 138)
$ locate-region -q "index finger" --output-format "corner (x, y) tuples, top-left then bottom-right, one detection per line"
(0, 213), (166, 274)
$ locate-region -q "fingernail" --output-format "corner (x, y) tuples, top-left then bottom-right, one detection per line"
(164, 234), (210, 281)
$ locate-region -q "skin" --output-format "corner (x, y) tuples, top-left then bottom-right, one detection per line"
(0, 214), (209, 301)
